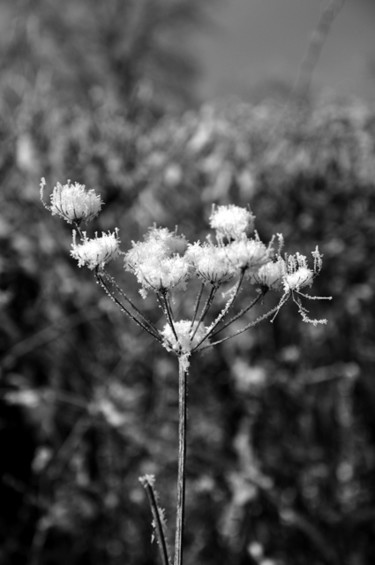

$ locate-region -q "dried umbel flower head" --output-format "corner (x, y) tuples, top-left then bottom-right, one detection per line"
(124, 227), (189, 297)
(40, 178), (103, 224)
(185, 242), (237, 284)
(227, 237), (270, 274)
(283, 251), (316, 292)
(251, 257), (285, 291)
(125, 227), (187, 268)
(71, 230), (120, 270)
(271, 247), (331, 326)
(132, 256), (190, 298)
(209, 204), (255, 242)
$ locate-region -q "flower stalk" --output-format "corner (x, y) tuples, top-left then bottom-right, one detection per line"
(174, 356), (188, 565)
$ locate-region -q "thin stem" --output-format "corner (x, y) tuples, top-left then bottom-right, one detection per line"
(189, 282), (205, 330)
(96, 273), (162, 342)
(139, 475), (171, 565)
(73, 221), (84, 239)
(199, 303), (281, 351)
(158, 291), (179, 343)
(190, 284), (217, 341)
(295, 0), (346, 98)
(174, 357), (188, 565)
(192, 271), (245, 351)
(102, 270), (160, 336)
(209, 289), (266, 340)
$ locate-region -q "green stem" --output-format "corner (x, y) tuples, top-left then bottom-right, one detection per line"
(174, 357), (188, 565)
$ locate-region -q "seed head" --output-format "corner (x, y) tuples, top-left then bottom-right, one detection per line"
(209, 204), (255, 242)
(124, 227), (189, 296)
(251, 257), (285, 291)
(227, 237), (270, 274)
(186, 242), (236, 284)
(41, 178), (103, 224)
(71, 229), (120, 270)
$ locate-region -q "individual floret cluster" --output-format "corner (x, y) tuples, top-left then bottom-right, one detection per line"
(40, 178), (103, 225)
(124, 227), (190, 298)
(185, 242), (236, 284)
(42, 179), (120, 272)
(71, 230), (120, 270)
(209, 204), (255, 242)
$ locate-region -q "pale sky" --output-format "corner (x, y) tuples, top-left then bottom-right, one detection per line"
(196, 0), (375, 102)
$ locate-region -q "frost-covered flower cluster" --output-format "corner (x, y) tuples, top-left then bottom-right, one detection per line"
(185, 242), (236, 284)
(71, 230), (120, 270)
(209, 204), (255, 242)
(251, 257), (285, 291)
(40, 178), (103, 224)
(43, 180), (331, 360)
(124, 227), (190, 298)
(227, 237), (270, 273)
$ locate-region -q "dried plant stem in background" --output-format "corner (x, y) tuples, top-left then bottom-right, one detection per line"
(296, 0), (347, 98)
(139, 475), (171, 565)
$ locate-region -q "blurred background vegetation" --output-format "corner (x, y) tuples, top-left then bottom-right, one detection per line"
(1, 1), (375, 564)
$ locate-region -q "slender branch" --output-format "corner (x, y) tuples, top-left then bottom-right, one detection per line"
(295, 0), (347, 98)
(102, 270), (160, 336)
(190, 284), (217, 340)
(190, 282), (205, 330)
(198, 303), (281, 351)
(139, 475), (172, 565)
(209, 289), (266, 340)
(192, 272), (245, 351)
(174, 357), (188, 565)
(96, 273), (162, 342)
(73, 221), (85, 239)
(157, 291), (179, 343)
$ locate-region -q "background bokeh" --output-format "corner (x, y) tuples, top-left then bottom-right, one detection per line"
(1, 2), (375, 564)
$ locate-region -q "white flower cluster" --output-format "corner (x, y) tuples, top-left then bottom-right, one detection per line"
(226, 237), (270, 273)
(251, 257), (285, 291)
(184, 205), (269, 285)
(185, 243), (236, 284)
(283, 249), (321, 292)
(209, 204), (255, 242)
(124, 227), (190, 298)
(41, 178), (103, 224)
(43, 180), (329, 347)
(251, 247), (323, 294)
(71, 230), (120, 270)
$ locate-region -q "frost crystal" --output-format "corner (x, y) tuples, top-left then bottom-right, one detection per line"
(161, 320), (209, 354)
(41, 178), (103, 224)
(209, 204), (255, 242)
(71, 230), (120, 270)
